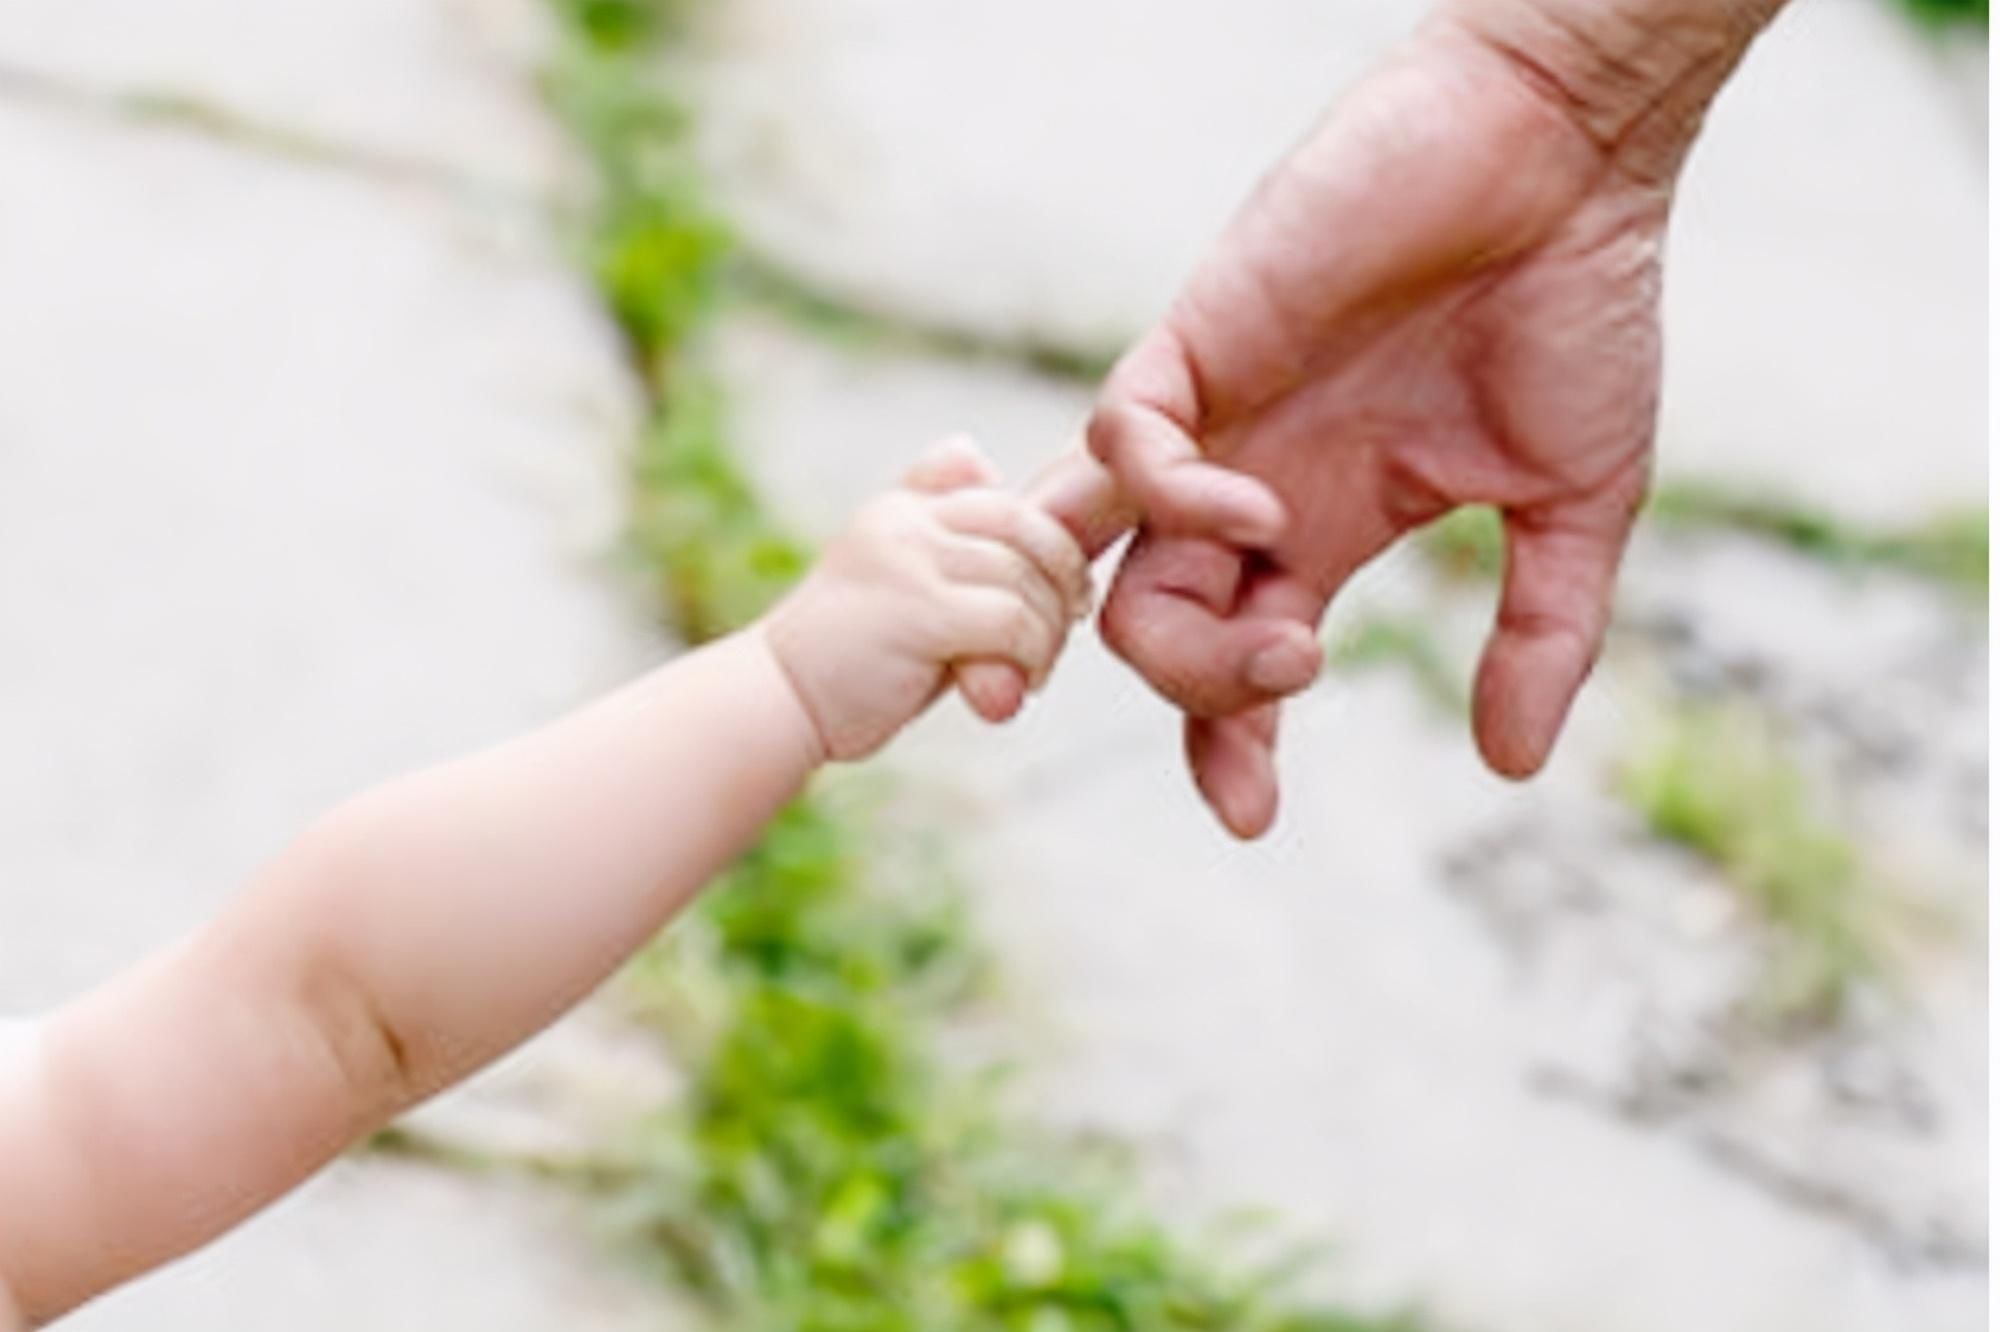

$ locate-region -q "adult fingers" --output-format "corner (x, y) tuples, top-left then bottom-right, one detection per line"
(1086, 399), (1287, 547)
(1087, 327), (1286, 546)
(1186, 703), (1283, 840)
(1173, 565), (1318, 839)
(1024, 447), (1136, 560)
(1471, 484), (1643, 778)
(1097, 532), (1323, 719)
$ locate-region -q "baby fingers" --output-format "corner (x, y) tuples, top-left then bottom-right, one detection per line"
(927, 489), (1092, 620)
(933, 534), (1071, 680)
(929, 586), (1067, 690)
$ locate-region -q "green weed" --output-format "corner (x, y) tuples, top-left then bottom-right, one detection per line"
(1414, 506), (1505, 583)
(1415, 488), (1988, 604)
(1897, 0), (1987, 27)
(1647, 483), (1987, 600)
(1616, 700), (1892, 1023)
(630, 374), (810, 641)
(549, 0), (673, 51)
(609, 801), (1418, 1330)
(541, 40), (730, 385)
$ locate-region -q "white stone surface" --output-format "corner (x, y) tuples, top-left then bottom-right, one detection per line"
(1660, 0), (1987, 521)
(0, 57), (678, 1332)
(0, 0), (570, 196)
(61, 1162), (668, 1332)
(0, 100), (650, 1005)
(692, 0), (1985, 521)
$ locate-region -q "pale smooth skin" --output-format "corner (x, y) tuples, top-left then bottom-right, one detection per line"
(1049, 0), (1791, 838)
(0, 439), (1104, 1327)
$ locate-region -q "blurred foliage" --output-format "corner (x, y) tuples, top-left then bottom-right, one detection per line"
(610, 803), (1426, 1331)
(1896, 0), (1988, 26)
(631, 373), (811, 642)
(1415, 488), (1987, 603)
(1648, 483), (1987, 600)
(1415, 506), (1506, 583)
(537, 2), (1432, 1328)
(549, 0), (700, 50)
(1325, 614), (1465, 718)
(541, 36), (729, 389)
(543, 8), (804, 638)
(1617, 701), (1892, 1024)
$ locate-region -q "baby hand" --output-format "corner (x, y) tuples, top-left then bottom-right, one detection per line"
(762, 436), (1092, 761)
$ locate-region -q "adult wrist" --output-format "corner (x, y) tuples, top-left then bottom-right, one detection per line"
(1426, 0), (1787, 184)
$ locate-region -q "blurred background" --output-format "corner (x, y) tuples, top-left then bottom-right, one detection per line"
(0, 0), (1986, 1329)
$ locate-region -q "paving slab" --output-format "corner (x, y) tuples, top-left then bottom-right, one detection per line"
(691, 0), (1985, 522)
(720, 314), (1987, 1332)
(0, 54), (684, 1332)
(0, 0), (569, 197)
(61, 1161), (667, 1332)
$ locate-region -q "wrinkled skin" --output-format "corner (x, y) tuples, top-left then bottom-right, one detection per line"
(1082, 17), (1694, 838)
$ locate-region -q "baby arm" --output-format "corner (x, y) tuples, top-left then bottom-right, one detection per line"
(0, 439), (1092, 1325)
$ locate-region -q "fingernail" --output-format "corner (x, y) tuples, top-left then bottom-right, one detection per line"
(1245, 637), (1320, 694)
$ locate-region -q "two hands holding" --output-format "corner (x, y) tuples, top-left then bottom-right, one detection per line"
(1, 0), (1788, 1320)
(802, 0), (1765, 831)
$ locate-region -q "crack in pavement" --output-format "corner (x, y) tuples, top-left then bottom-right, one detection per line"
(0, 58), (549, 217)
(1531, 1063), (1988, 1275)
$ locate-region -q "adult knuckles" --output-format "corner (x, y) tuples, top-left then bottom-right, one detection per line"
(1096, 580), (1166, 671)
(1084, 400), (1145, 477)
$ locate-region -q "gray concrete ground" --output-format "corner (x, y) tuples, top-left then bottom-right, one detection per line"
(693, 0), (1986, 521)
(0, 3), (682, 1325)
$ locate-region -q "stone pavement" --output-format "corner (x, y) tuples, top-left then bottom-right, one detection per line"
(694, 2), (1987, 1328)
(693, 0), (1986, 521)
(0, 2), (686, 1326)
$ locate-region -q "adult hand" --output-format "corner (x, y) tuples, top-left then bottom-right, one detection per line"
(1088, 0), (1782, 837)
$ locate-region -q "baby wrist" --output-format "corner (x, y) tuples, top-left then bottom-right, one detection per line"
(745, 618), (834, 770)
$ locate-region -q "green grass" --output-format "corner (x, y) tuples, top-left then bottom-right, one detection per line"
(630, 373), (812, 642)
(1897, 0), (1987, 27)
(1413, 488), (1987, 603)
(541, 21), (806, 641)
(531, 2), (1433, 1328)
(1647, 483), (1987, 600)
(541, 41), (730, 387)
(1616, 700), (1892, 1024)
(609, 801), (1419, 1331)
(1414, 506), (1506, 584)
(548, 0), (678, 50)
